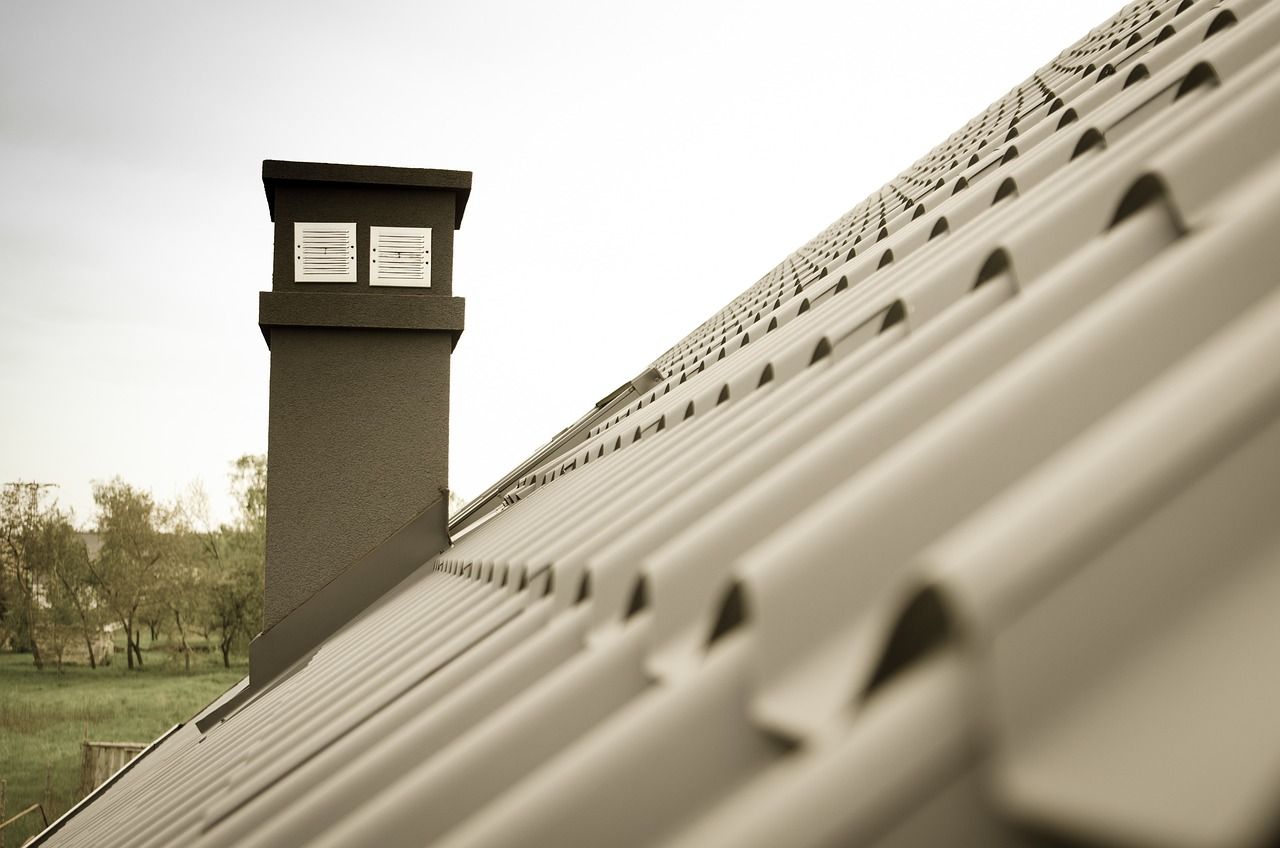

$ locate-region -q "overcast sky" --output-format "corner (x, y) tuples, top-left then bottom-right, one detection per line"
(1, 0), (1121, 527)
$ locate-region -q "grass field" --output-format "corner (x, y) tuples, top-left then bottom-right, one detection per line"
(0, 641), (244, 845)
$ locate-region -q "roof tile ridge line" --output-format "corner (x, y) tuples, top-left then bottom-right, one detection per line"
(545, 0), (1157, 500)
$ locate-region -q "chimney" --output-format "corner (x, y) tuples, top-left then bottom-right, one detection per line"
(250, 159), (470, 686)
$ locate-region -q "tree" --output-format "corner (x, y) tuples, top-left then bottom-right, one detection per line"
(87, 479), (170, 670)
(160, 526), (204, 672)
(192, 455), (265, 668)
(0, 483), (99, 670)
(33, 558), (79, 671)
(203, 530), (262, 668)
(163, 485), (218, 673)
(0, 482), (56, 668)
(38, 511), (100, 669)
(230, 454), (267, 536)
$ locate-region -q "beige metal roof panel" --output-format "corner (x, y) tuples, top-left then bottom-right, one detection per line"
(641, 201), (1184, 682)
(449, 283), (921, 572)
(741, 172), (1275, 737)
(212, 604), (627, 848)
(315, 632), (777, 848)
(319, 628), (665, 848)
(51, 571), (532, 847)
(661, 651), (982, 848)
(643, 289), (1010, 678)
(209, 607), (578, 840)
(926, 206), (1280, 848)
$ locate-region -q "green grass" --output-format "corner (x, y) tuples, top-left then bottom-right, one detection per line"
(0, 641), (243, 845)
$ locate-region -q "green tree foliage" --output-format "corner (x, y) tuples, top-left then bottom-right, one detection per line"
(193, 455), (266, 668)
(3, 457), (267, 672)
(35, 511), (99, 669)
(0, 483), (98, 670)
(159, 503), (206, 673)
(0, 482), (57, 667)
(88, 479), (171, 670)
(231, 454), (267, 535)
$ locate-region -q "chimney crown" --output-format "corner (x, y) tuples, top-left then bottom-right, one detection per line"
(262, 159), (472, 226)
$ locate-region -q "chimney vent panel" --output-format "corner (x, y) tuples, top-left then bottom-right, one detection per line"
(370, 226), (431, 287)
(294, 222), (357, 282)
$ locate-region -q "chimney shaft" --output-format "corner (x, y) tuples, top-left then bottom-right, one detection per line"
(251, 159), (470, 684)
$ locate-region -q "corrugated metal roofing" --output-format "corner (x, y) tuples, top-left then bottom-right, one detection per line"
(37, 0), (1280, 844)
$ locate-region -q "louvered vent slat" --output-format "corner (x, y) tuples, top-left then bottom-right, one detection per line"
(294, 222), (356, 282)
(371, 226), (431, 287)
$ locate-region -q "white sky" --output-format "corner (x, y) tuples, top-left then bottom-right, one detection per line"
(0, 0), (1121, 527)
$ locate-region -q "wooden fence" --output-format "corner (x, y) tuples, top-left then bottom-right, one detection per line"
(79, 741), (147, 798)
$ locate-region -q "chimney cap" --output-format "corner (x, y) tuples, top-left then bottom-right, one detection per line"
(262, 159), (472, 228)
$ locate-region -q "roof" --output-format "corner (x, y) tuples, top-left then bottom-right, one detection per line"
(37, 0), (1280, 845)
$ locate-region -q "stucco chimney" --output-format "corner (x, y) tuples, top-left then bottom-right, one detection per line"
(251, 159), (470, 685)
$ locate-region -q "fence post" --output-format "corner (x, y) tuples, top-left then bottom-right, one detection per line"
(2, 776), (7, 848)
(44, 765), (52, 821)
(80, 740), (91, 799)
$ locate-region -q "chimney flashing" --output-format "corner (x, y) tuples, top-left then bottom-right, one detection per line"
(246, 492), (451, 694)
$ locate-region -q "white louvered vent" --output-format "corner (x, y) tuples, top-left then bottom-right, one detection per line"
(370, 226), (431, 287)
(294, 223), (356, 282)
